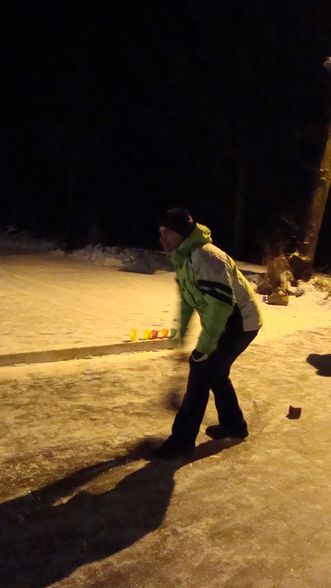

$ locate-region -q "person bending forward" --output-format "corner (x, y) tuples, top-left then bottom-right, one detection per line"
(153, 208), (263, 460)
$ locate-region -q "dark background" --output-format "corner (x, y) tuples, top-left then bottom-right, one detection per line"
(1, 0), (330, 265)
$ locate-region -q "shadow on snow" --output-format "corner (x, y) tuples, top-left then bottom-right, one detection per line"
(0, 437), (243, 588)
(306, 353), (331, 377)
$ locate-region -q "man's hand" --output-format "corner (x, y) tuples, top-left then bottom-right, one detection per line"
(190, 349), (209, 363)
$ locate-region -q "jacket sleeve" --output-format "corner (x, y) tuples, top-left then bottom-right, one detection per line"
(192, 248), (235, 355)
(178, 284), (194, 341)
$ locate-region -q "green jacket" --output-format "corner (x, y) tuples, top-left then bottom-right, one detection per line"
(169, 224), (263, 355)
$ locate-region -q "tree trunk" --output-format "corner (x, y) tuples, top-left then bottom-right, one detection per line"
(301, 123), (331, 259)
(64, 168), (75, 249)
(290, 122), (331, 280)
(232, 157), (246, 258)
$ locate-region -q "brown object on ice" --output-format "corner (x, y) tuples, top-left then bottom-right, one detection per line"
(267, 293), (289, 306)
(287, 406), (302, 419)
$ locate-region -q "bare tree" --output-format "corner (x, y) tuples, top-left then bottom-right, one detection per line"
(289, 58), (331, 280)
(290, 121), (331, 280)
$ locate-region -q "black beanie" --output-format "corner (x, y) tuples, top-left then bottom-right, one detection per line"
(159, 207), (195, 237)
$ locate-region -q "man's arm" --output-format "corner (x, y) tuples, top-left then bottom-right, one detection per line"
(179, 288), (194, 342)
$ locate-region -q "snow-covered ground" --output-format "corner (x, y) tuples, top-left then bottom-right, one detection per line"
(0, 229), (329, 357)
(0, 236), (331, 587)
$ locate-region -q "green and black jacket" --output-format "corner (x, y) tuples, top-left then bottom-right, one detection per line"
(169, 224), (263, 356)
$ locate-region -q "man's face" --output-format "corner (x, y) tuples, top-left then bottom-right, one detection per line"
(159, 226), (183, 252)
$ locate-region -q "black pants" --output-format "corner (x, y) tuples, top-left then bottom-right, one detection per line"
(171, 329), (259, 445)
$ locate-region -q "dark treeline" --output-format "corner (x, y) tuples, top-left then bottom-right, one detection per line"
(1, 1), (330, 265)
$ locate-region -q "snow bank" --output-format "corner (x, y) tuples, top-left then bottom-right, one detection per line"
(0, 227), (57, 253)
(67, 244), (172, 273)
(0, 230), (329, 300)
(0, 229), (172, 273)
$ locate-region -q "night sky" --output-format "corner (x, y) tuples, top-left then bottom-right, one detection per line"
(1, 1), (330, 265)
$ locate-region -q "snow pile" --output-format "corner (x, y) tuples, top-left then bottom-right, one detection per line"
(67, 244), (172, 273)
(66, 244), (120, 266)
(0, 229), (172, 273)
(0, 227), (57, 253)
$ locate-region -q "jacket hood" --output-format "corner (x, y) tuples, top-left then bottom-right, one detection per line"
(169, 223), (212, 266)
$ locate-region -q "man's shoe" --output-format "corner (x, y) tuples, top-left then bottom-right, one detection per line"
(205, 422), (248, 440)
(151, 436), (195, 460)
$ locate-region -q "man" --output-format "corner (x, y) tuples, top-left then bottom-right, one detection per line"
(153, 208), (263, 459)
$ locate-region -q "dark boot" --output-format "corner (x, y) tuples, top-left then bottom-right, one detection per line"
(151, 436), (195, 460)
(205, 421), (248, 440)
